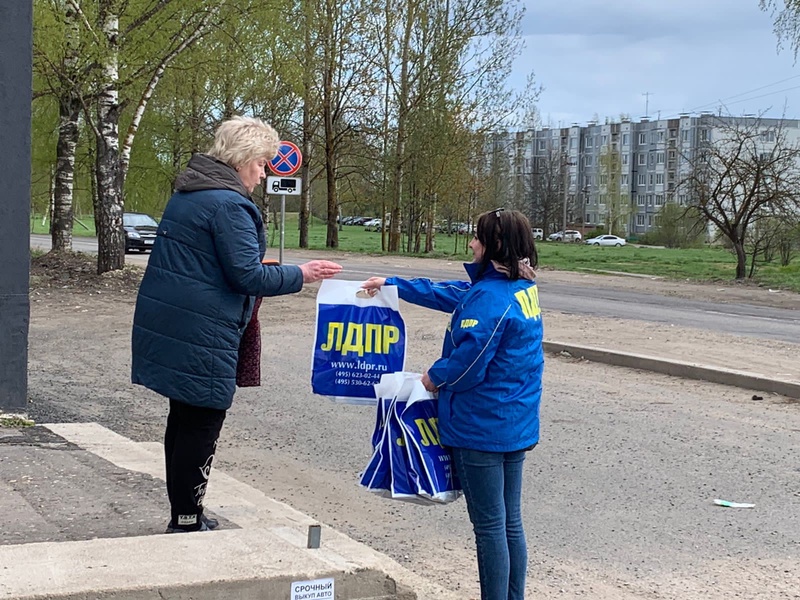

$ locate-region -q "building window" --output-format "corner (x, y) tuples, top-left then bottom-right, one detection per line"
(601, 135), (608, 146)
(656, 152), (665, 164)
(622, 154), (629, 165)
(622, 133), (630, 146)
(648, 215), (654, 226)
(639, 132), (647, 144)
(638, 173), (646, 186)
(621, 174), (629, 186)
(637, 194), (645, 206)
(637, 214), (645, 226)
(681, 130), (690, 142)
(638, 153), (647, 166)
(537, 140), (546, 151)
(649, 174), (655, 186)
(585, 136), (593, 148)
(679, 194), (688, 206)
(647, 194), (654, 206)
(669, 150), (676, 160)
(761, 130), (776, 142)
(658, 130), (665, 141)
(586, 213), (592, 224)
(656, 173), (665, 185)
(699, 129), (709, 141)
(655, 194), (664, 206)
(600, 174), (608, 185)
(585, 155), (593, 167)
(669, 129), (677, 138)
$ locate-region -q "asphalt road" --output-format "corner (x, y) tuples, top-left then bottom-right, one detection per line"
(30, 234), (800, 343)
(25, 287), (800, 600)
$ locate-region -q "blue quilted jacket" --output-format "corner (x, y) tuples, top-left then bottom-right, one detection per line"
(131, 154), (303, 410)
(387, 262), (544, 452)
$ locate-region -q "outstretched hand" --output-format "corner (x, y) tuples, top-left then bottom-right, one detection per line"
(360, 276), (387, 297)
(299, 260), (343, 283)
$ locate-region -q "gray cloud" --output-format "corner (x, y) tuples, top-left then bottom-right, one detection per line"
(511, 0), (800, 126)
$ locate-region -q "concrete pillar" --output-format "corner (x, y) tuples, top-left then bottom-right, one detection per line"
(0, 1), (32, 412)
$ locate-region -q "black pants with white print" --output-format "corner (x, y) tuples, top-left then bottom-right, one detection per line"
(165, 399), (226, 531)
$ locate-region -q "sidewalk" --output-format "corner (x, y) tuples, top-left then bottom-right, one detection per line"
(0, 423), (459, 600)
(4, 336), (798, 599)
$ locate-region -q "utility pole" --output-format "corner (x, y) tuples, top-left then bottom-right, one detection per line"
(642, 91), (654, 118)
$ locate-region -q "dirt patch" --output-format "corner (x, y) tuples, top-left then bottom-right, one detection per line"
(30, 252), (143, 304)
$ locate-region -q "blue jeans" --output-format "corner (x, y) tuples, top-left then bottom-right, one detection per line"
(452, 448), (528, 600)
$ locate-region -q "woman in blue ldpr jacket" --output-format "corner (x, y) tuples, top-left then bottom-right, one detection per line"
(131, 116), (341, 533)
(362, 209), (543, 600)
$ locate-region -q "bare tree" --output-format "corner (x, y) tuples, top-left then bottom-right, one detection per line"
(526, 147), (564, 235)
(761, 0), (800, 57)
(682, 116), (800, 279)
(597, 139), (631, 236)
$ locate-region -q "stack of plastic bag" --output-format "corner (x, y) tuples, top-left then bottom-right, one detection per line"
(360, 372), (461, 505)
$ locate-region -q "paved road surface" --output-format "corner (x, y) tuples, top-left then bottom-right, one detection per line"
(30, 234), (800, 343)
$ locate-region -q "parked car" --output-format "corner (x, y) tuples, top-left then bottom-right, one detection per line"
(585, 234), (627, 247)
(548, 230), (582, 242)
(532, 228), (543, 240)
(123, 212), (158, 253)
(364, 218), (382, 231)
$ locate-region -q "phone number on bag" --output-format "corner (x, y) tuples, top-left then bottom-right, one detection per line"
(334, 378), (374, 386)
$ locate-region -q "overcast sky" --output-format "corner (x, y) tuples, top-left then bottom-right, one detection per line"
(510, 0), (800, 127)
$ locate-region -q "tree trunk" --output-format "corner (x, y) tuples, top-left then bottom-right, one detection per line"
(322, 54), (338, 248)
(299, 0), (313, 249)
(734, 240), (747, 279)
(389, 0), (416, 253)
(95, 1), (124, 274)
(51, 0), (82, 253)
(299, 101), (311, 248)
(52, 96), (80, 252)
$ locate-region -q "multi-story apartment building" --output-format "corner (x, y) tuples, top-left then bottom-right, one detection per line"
(497, 115), (800, 236)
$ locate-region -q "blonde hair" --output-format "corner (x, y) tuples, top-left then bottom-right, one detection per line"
(207, 116), (280, 169)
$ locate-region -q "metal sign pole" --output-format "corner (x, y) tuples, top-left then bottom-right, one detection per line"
(280, 194), (286, 265)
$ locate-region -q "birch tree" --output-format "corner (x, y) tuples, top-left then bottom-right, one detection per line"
(33, 0), (94, 253)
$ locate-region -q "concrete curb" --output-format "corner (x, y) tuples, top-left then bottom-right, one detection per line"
(544, 341), (800, 400)
(0, 423), (462, 600)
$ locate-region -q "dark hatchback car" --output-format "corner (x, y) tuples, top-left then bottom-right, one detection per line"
(123, 212), (158, 253)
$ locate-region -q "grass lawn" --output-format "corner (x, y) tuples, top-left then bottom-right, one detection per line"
(32, 213), (800, 293)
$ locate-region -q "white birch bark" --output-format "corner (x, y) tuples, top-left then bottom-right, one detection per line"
(51, 0), (82, 253)
(119, 11), (213, 185)
(94, 0), (124, 274)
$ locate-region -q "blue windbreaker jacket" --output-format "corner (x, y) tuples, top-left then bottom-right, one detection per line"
(387, 262), (544, 452)
(131, 154), (303, 410)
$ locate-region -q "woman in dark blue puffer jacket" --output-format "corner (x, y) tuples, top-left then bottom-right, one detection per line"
(132, 116), (341, 533)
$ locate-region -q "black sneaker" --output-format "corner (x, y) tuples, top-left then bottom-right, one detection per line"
(165, 514), (218, 533)
(201, 514), (219, 530)
(165, 521), (209, 534)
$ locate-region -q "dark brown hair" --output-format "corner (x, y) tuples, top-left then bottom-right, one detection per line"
(474, 209), (538, 279)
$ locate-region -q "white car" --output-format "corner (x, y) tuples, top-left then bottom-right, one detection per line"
(532, 228), (543, 240)
(363, 218), (382, 231)
(548, 230), (582, 242)
(585, 234), (627, 247)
